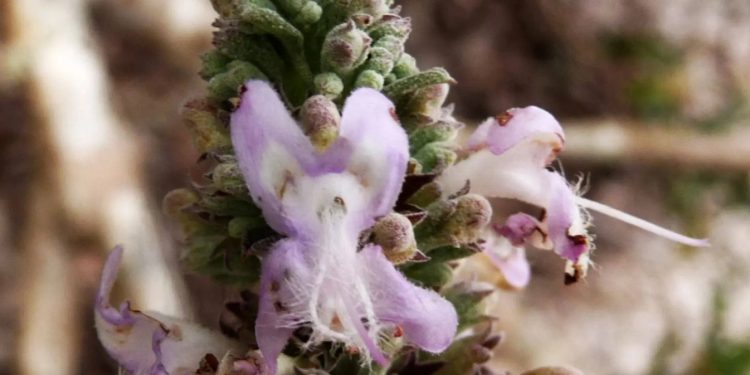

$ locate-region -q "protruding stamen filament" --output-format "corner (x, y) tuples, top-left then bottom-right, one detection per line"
(576, 197), (710, 247)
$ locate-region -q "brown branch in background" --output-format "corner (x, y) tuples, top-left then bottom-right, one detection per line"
(563, 119), (750, 171)
(7, 0), (191, 373)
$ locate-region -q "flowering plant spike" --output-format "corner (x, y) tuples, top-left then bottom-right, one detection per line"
(95, 0), (710, 374)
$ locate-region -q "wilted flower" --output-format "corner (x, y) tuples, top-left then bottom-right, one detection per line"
(231, 81), (457, 373)
(95, 246), (267, 374)
(438, 106), (709, 285)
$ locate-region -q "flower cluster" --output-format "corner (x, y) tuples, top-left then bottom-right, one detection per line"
(95, 0), (708, 374)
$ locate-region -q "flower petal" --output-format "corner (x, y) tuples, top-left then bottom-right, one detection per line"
(336, 87), (409, 222)
(95, 246), (244, 374)
(256, 240), (305, 375)
(231, 80), (315, 235)
(358, 245), (458, 353)
(483, 233), (531, 289)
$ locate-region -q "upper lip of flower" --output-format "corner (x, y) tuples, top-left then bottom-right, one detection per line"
(231, 80), (458, 373)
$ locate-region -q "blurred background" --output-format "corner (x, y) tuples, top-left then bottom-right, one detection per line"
(1, 0), (749, 374)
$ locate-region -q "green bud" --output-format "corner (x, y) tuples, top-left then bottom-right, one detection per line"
(373, 35), (404, 61)
(406, 181), (442, 208)
(415, 194), (492, 250)
(346, 0), (390, 19)
(412, 143), (456, 173)
(383, 67), (455, 102)
(372, 213), (419, 265)
(405, 83), (450, 118)
(180, 99), (231, 153)
(448, 194), (492, 244)
(409, 120), (461, 154)
(355, 69), (384, 89)
(363, 46), (395, 75)
(294, 2), (322, 25)
(392, 53), (418, 78)
(199, 51), (232, 81)
(212, 162), (248, 195)
(207, 61), (267, 103)
(300, 95), (341, 152)
(321, 21), (372, 76)
(367, 14), (411, 40)
(162, 188), (200, 219)
(313, 72), (344, 99)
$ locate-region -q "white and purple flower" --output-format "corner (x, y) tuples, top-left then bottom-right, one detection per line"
(439, 106), (709, 287)
(95, 246), (265, 375)
(231, 81), (457, 373)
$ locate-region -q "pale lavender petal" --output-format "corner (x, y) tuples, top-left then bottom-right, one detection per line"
(484, 242), (531, 289)
(484, 106), (564, 159)
(465, 117), (494, 151)
(358, 245), (458, 353)
(95, 247), (244, 374)
(496, 213), (543, 247)
(336, 87), (409, 223)
(546, 172), (589, 261)
(256, 240), (306, 375)
(231, 80), (315, 235)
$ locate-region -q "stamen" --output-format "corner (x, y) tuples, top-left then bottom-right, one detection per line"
(576, 197), (710, 247)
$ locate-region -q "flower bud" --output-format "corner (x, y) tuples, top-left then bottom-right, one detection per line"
(446, 194), (492, 244)
(392, 53), (418, 78)
(180, 99), (231, 154)
(413, 143), (457, 173)
(212, 162), (248, 195)
(409, 120), (461, 154)
(368, 14), (412, 40)
(372, 213), (419, 265)
(406, 83), (450, 119)
(373, 35), (404, 61)
(363, 46), (395, 75)
(208, 61), (267, 103)
(354, 69), (385, 90)
(313, 72), (344, 99)
(321, 21), (371, 75)
(162, 188), (200, 219)
(300, 95), (341, 152)
(293, 1), (322, 25)
(346, 0), (391, 19)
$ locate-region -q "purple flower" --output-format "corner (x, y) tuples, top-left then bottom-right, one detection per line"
(230, 81), (457, 373)
(439, 106), (709, 285)
(95, 246), (266, 375)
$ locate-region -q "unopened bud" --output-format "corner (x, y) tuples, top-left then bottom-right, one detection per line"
(180, 99), (231, 154)
(446, 194), (492, 244)
(368, 14), (412, 40)
(313, 72), (344, 99)
(300, 95), (341, 152)
(208, 61), (267, 103)
(212, 162), (248, 195)
(321, 21), (371, 75)
(469, 344), (493, 364)
(346, 0), (390, 19)
(163, 188), (200, 219)
(294, 2), (322, 25)
(406, 83), (450, 119)
(409, 120), (461, 153)
(354, 69), (385, 90)
(392, 53), (418, 78)
(373, 35), (404, 61)
(363, 46), (395, 75)
(413, 143), (457, 173)
(373, 213), (419, 264)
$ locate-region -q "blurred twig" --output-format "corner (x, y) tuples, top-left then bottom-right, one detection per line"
(7, 0), (191, 373)
(564, 119), (750, 170)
